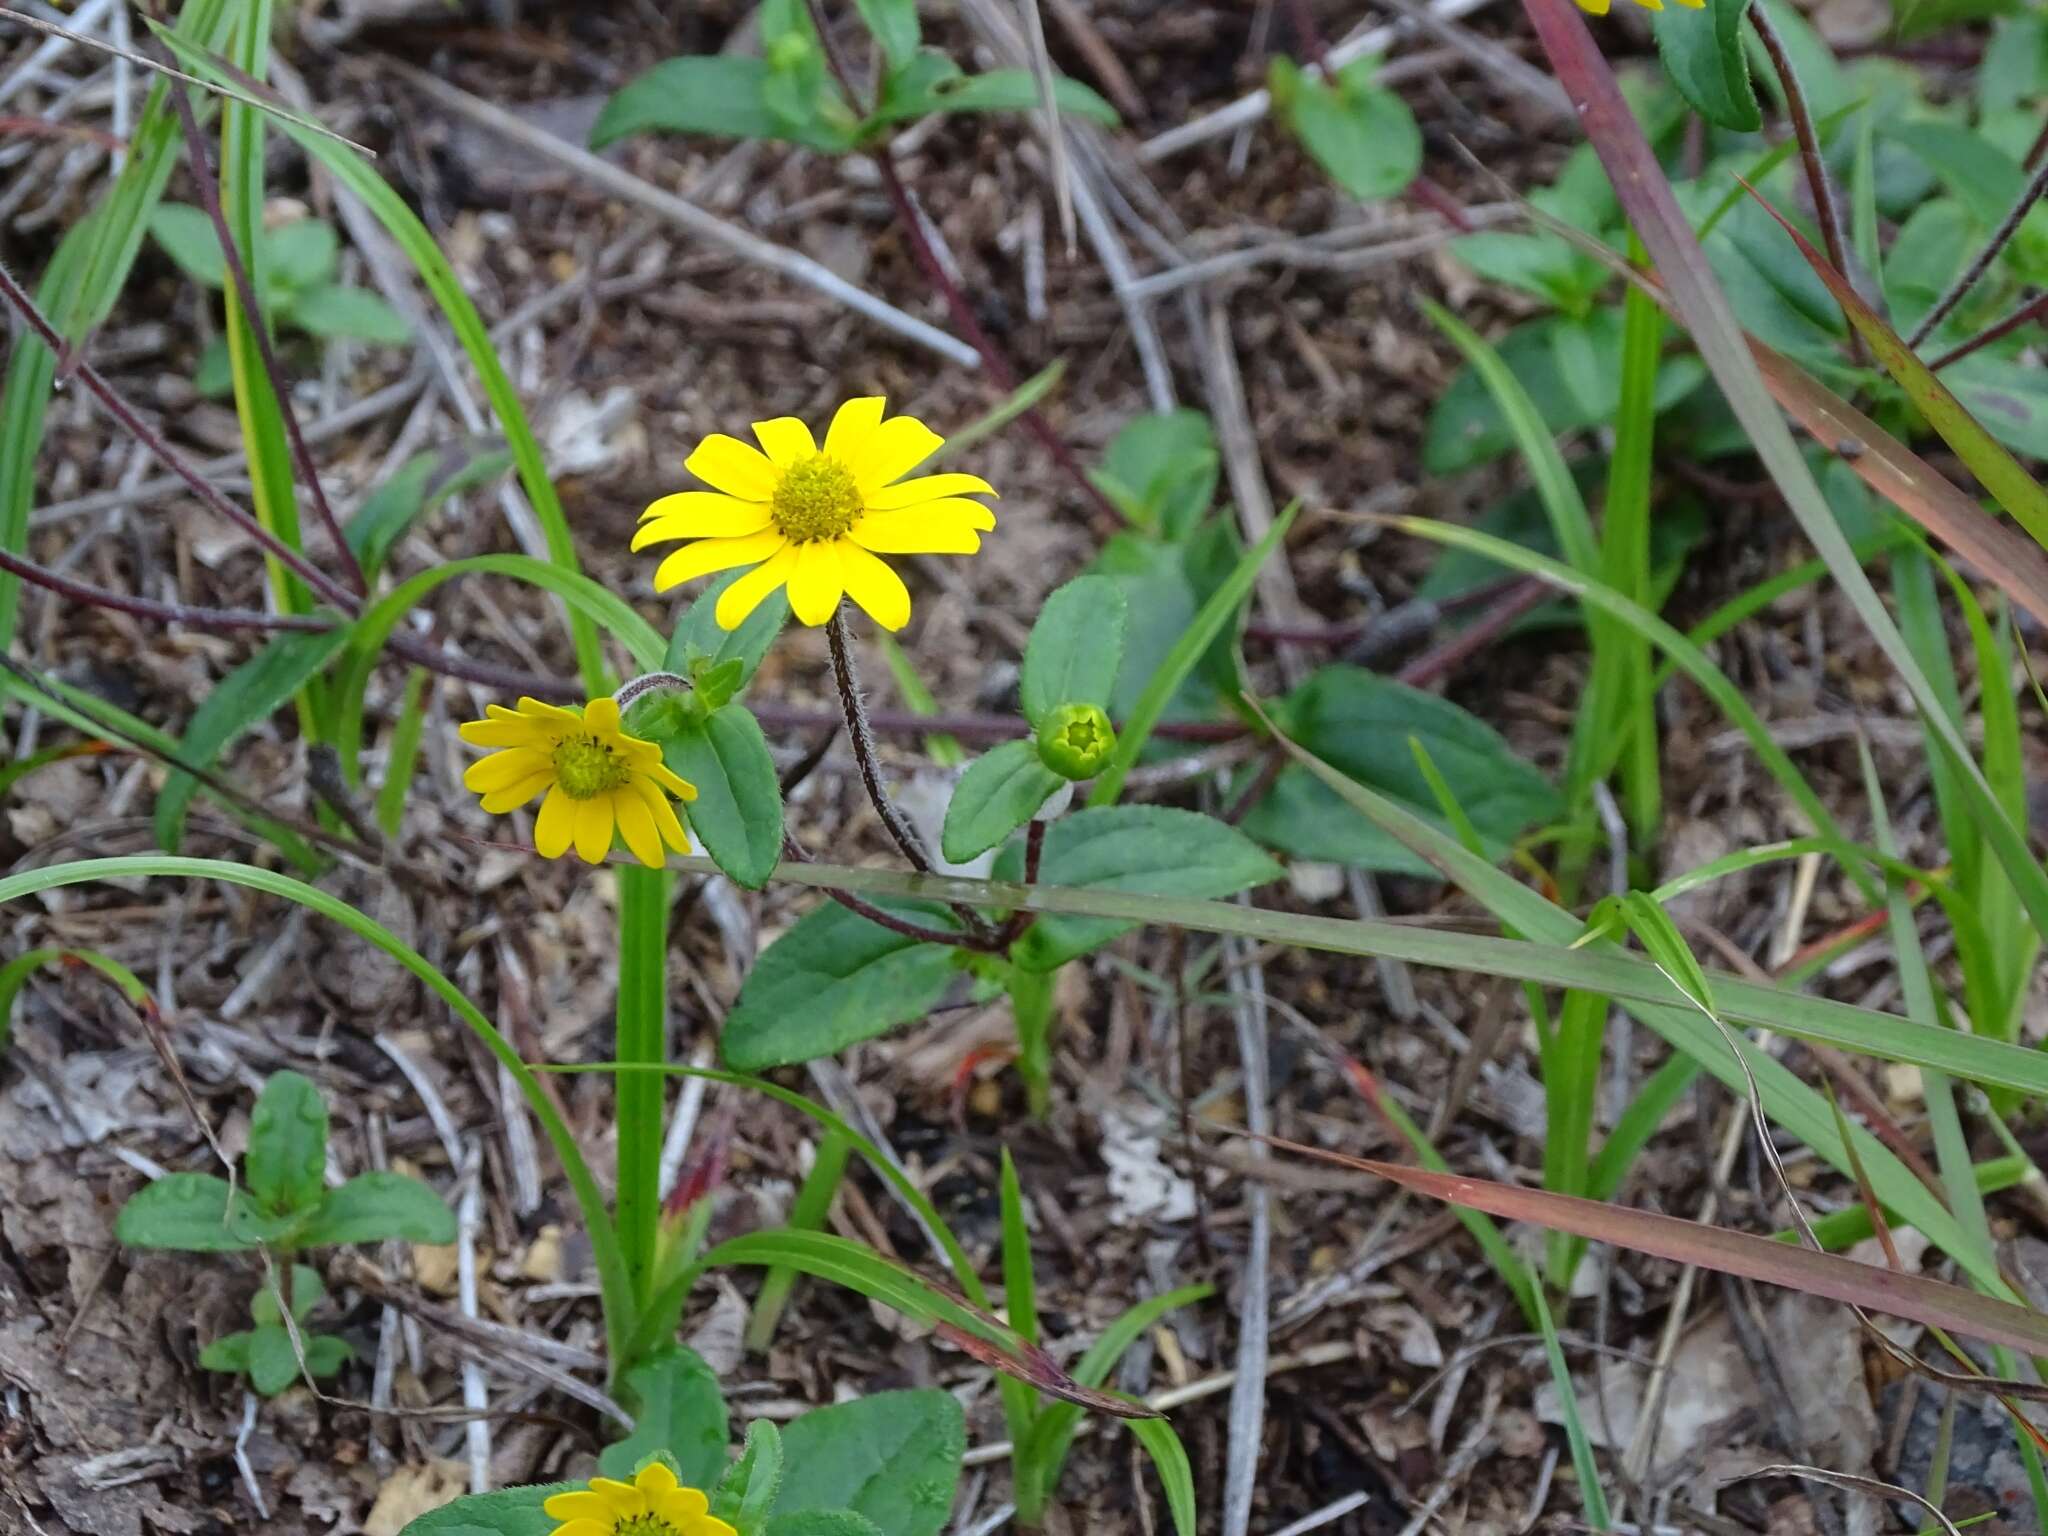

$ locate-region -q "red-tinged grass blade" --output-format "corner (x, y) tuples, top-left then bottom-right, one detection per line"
(1748, 341), (2048, 631)
(1518, 0), (2048, 947)
(1740, 180), (2048, 553)
(935, 1324), (1165, 1420)
(1262, 1135), (2048, 1358)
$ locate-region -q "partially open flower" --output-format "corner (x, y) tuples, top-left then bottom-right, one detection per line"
(459, 697), (696, 869)
(1036, 702), (1117, 780)
(636, 397), (998, 632)
(542, 1462), (733, 1536)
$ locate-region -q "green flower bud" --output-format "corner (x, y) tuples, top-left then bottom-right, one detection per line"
(1035, 702), (1116, 780)
(767, 30), (813, 72)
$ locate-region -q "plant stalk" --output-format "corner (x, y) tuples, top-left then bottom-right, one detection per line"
(614, 863), (670, 1323)
(1909, 157), (2048, 348)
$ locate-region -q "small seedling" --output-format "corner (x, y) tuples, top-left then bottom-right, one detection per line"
(148, 204), (411, 395)
(200, 1263), (352, 1398)
(115, 1069), (455, 1255)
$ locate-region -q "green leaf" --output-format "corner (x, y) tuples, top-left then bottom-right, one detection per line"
(345, 441), (514, 585)
(290, 283), (411, 344)
(1239, 666), (1562, 878)
(1020, 576), (1127, 724)
(1451, 228), (1607, 315)
(198, 1329), (252, 1373)
(765, 1515), (886, 1536)
(1653, 0), (1759, 133)
(155, 627), (353, 853)
(247, 1322), (300, 1397)
(193, 337), (234, 397)
(264, 219), (339, 292)
(296, 1171), (455, 1247)
(714, 1419), (784, 1535)
(251, 1263), (325, 1326)
(1001, 807), (1281, 971)
(772, 1391), (964, 1536)
(869, 52), (1118, 128)
(1271, 55), (1420, 202)
(114, 1172), (287, 1252)
(662, 705), (784, 890)
(1128, 1417), (1197, 1536)
(853, 0), (919, 68)
(721, 901), (962, 1069)
(941, 741), (1064, 864)
(601, 1344), (730, 1489)
(148, 203), (228, 287)
(396, 1485), (572, 1536)
(303, 1332), (352, 1378)
(665, 569), (791, 699)
(591, 56), (856, 151)
(246, 1071), (329, 1216)
(1425, 310), (1705, 473)
(1092, 411), (1217, 536)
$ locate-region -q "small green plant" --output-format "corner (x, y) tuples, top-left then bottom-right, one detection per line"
(1269, 54), (1422, 203)
(114, 1069), (455, 1254)
(199, 1263), (352, 1398)
(149, 203), (410, 395)
(408, 1383), (962, 1536)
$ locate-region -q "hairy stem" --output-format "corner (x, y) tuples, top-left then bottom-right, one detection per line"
(826, 606), (936, 874)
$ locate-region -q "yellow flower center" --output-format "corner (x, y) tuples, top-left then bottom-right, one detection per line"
(553, 733), (630, 800)
(770, 454), (863, 543)
(614, 1517), (678, 1536)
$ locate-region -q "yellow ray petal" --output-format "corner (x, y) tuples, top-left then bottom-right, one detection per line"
(590, 1478), (647, 1518)
(572, 796), (614, 863)
(849, 509), (986, 555)
(478, 770), (554, 814)
(838, 542), (911, 631)
(583, 697), (621, 734)
(534, 784), (576, 859)
(544, 1522), (607, 1536)
(863, 471), (998, 510)
(463, 747), (549, 793)
(850, 415), (944, 494)
(634, 1463), (680, 1499)
(458, 718), (551, 750)
(516, 697), (582, 725)
(714, 545), (799, 629)
(638, 759), (697, 801)
(613, 786), (663, 868)
(786, 539), (845, 625)
(822, 396), (886, 462)
(653, 529), (788, 593)
(751, 416), (818, 468)
(685, 433), (781, 500)
(634, 777), (693, 853)
(541, 1492), (613, 1523)
(635, 492), (772, 545)
(656, 1486), (711, 1522)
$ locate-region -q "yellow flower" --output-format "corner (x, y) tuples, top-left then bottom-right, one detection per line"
(459, 696), (697, 869)
(1576, 0), (1701, 14)
(542, 1463), (734, 1536)
(636, 397), (998, 633)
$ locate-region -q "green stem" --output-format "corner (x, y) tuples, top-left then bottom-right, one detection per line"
(616, 863), (671, 1317)
(1009, 963), (1057, 1118)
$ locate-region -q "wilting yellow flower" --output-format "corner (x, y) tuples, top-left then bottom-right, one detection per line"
(636, 397), (997, 632)
(459, 697), (696, 869)
(542, 1463), (734, 1536)
(1577, 0), (1700, 14)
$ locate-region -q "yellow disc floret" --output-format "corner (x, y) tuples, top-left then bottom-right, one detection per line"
(770, 454), (864, 543)
(552, 732), (632, 800)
